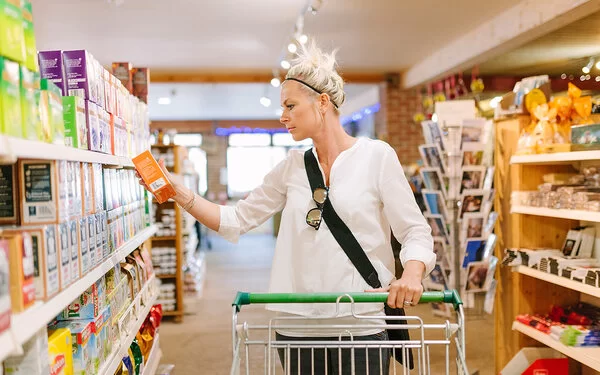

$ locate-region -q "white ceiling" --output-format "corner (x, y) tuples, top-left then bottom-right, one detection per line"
(147, 83), (376, 120)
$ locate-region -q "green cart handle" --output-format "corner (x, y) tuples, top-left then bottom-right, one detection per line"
(233, 290), (462, 312)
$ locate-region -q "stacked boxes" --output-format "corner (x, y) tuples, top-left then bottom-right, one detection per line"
(0, 57), (22, 137)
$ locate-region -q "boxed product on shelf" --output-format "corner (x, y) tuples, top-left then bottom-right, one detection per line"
(571, 123), (600, 151)
(112, 62), (133, 93)
(21, 0), (36, 72)
(40, 78), (65, 145)
(57, 221), (71, 289)
(0, 232), (35, 312)
(3, 328), (50, 375)
(94, 211), (103, 264)
(107, 207), (123, 252)
(38, 50), (67, 96)
(56, 160), (69, 223)
(49, 319), (94, 375)
(62, 50), (97, 102)
(133, 150), (176, 204)
(68, 161), (82, 219)
(47, 327), (74, 375)
(77, 216), (91, 276)
(87, 214), (96, 267)
(0, 239), (9, 333)
(91, 306), (111, 369)
(20, 65), (41, 141)
(0, 56), (22, 137)
(126, 255), (144, 294)
(132, 67), (149, 103)
(68, 219), (80, 281)
(18, 160), (59, 225)
(91, 163), (104, 213)
(120, 262), (139, 302)
(62, 96), (88, 149)
(80, 162), (93, 216)
(99, 211), (109, 258)
(85, 100), (100, 152)
(59, 280), (103, 320)
(0, 0), (25, 63)
(0, 164), (18, 224)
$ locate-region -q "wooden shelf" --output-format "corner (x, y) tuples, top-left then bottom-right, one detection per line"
(152, 236), (177, 240)
(513, 321), (600, 371)
(515, 266), (600, 299)
(510, 150), (600, 165)
(511, 205), (600, 222)
(163, 310), (183, 316)
(157, 274), (176, 279)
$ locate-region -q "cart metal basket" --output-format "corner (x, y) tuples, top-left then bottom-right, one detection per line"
(231, 290), (467, 375)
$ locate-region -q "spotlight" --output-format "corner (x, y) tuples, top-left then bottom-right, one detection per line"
(288, 43), (298, 54)
(561, 73), (567, 79)
(280, 60), (291, 70)
(298, 34), (308, 45)
(260, 96), (271, 107)
(583, 66), (591, 74)
(270, 78), (281, 88)
(583, 57), (595, 74)
(158, 97), (171, 105)
(596, 61), (600, 70)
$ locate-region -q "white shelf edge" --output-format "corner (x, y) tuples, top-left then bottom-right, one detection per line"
(513, 321), (600, 371)
(141, 333), (162, 375)
(510, 150), (600, 165)
(100, 279), (158, 375)
(5, 225), (157, 361)
(0, 330), (18, 365)
(511, 205), (600, 223)
(0, 135), (134, 166)
(515, 266), (600, 299)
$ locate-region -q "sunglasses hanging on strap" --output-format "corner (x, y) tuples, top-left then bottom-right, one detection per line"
(303, 148), (414, 369)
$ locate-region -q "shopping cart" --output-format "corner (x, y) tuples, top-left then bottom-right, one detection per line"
(231, 290), (467, 375)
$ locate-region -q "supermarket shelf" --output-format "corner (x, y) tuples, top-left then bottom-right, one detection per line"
(157, 274), (176, 279)
(141, 333), (162, 375)
(511, 205), (600, 222)
(510, 150), (600, 165)
(515, 266), (600, 299)
(0, 135), (134, 167)
(99, 277), (158, 375)
(0, 330), (18, 365)
(3, 225), (158, 362)
(513, 321), (600, 371)
(152, 236), (177, 241)
(163, 310), (183, 316)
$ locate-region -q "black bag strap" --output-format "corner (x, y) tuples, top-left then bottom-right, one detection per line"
(304, 149), (382, 289)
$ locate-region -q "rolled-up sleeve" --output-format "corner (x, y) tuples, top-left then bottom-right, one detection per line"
(218, 157), (288, 243)
(378, 146), (436, 276)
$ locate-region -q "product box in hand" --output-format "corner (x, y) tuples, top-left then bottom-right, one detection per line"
(47, 327), (74, 375)
(0, 0), (25, 63)
(0, 57), (22, 137)
(19, 160), (59, 225)
(63, 96), (88, 149)
(49, 320), (94, 375)
(4, 328), (51, 375)
(38, 50), (67, 96)
(133, 150), (176, 204)
(62, 50), (96, 102)
(78, 217), (91, 275)
(0, 232), (35, 312)
(0, 164), (18, 224)
(40, 78), (65, 145)
(0, 239), (10, 334)
(21, 0), (37, 72)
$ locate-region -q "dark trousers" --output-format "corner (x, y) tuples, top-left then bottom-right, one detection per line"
(276, 331), (390, 375)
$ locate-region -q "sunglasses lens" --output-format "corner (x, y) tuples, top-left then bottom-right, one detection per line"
(313, 188), (328, 205)
(306, 208), (322, 227)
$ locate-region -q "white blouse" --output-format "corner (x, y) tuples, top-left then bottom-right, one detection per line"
(219, 137), (435, 318)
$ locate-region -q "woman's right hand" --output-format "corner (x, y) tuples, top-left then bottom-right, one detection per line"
(135, 159), (185, 196)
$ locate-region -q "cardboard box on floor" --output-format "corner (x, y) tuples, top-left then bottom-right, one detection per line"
(500, 347), (567, 375)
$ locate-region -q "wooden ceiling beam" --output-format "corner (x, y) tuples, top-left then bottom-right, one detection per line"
(151, 70), (386, 84)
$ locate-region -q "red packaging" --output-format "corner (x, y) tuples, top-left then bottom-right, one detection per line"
(522, 358), (569, 375)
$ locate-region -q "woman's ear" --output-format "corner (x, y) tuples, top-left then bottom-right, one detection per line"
(319, 93), (330, 113)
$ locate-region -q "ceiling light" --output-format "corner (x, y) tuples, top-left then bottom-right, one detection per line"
(489, 96), (503, 109)
(270, 78), (281, 88)
(583, 57), (595, 74)
(596, 76), (600, 82)
(583, 66), (590, 74)
(260, 96), (271, 107)
(280, 60), (291, 70)
(561, 73), (567, 79)
(298, 34), (308, 45)
(596, 61), (600, 70)
(288, 43), (298, 54)
(276, 108), (283, 116)
(158, 97), (171, 105)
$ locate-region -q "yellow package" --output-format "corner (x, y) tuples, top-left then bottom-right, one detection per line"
(48, 328), (74, 375)
(568, 82), (582, 99)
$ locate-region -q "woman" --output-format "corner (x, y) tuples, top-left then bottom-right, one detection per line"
(139, 41), (435, 374)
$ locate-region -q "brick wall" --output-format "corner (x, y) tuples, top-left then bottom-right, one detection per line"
(379, 73), (424, 166)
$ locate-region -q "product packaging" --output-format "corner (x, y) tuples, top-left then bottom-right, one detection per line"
(91, 163), (104, 213)
(94, 211), (103, 263)
(58, 222), (71, 289)
(85, 100), (100, 151)
(112, 62), (132, 93)
(1, 226), (59, 300)
(59, 282), (101, 320)
(49, 320), (94, 375)
(78, 217), (91, 275)
(132, 150), (176, 203)
(87, 214), (96, 267)
(62, 50), (96, 102)
(56, 160), (69, 223)
(68, 161), (82, 219)
(0, 164), (18, 224)
(68, 220), (80, 281)
(80, 162), (93, 216)
(21, 0), (37, 72)
(40, 79), (64, 145)
(0, 0), (25, 63)
(100, 211), (109, 258)
(0, 57), (22, 137)
(63, 96), (88, 149)
(38, 50), (67, 96)
(132, 67), (149, 103)
(20, 66), (41, 141)
(47, 327), (74, 375)
(0, 239), (9, 334)
(0, 232), (35, 312)
(3, 328), (50, 375)
(19, 160), (59, 225)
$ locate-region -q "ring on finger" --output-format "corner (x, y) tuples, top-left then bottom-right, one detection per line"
(404, 301), (412, 306)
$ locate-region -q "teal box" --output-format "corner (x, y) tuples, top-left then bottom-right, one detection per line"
(0, 57), (22, 137)
(0, 0), (25, 63)
(63, 96), (88, 149)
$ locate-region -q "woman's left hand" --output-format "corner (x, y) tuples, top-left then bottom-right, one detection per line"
(366, 260), (425, 308)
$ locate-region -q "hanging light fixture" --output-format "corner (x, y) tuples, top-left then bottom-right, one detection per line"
(582, 57), (595, 74)
(270, 77), (281, 88)
(280, 60), (291, 70)
(287, 43), (298, 54)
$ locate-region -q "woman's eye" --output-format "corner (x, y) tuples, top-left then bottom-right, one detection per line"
(287, 105), (294, 110)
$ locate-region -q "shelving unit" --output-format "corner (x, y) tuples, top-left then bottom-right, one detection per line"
(141, 333), (162, 375)
(0, 225), (158, 363)
(151, 144), (185, 322)
(512, 321), (600, 372)
(0, 134), (133, 167)
(495, 115), (600, 373)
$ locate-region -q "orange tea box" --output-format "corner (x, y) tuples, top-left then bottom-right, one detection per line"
(132, 151), (175, 204)
(0, 232), (35, 312)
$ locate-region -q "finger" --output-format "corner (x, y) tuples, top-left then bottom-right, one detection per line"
(395, 285), (407, 309)
(158, 159), (169, 174)
(365, 287), (388, 293)
(411, 285), (424, 306)
(403, 289), (415, 307)
(387, 285), (398, 309)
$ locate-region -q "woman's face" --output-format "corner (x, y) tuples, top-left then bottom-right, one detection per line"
(280, 81), (320, 141)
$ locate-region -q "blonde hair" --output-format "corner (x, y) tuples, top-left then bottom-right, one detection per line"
(285, 40), (346, 110)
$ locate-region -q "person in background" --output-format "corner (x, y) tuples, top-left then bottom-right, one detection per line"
(137, 41), (435, 374)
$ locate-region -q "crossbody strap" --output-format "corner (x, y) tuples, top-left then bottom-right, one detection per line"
(304, 149), (382, 289)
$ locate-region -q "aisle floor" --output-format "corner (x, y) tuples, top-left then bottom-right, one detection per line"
(159, 233), (494, 375)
